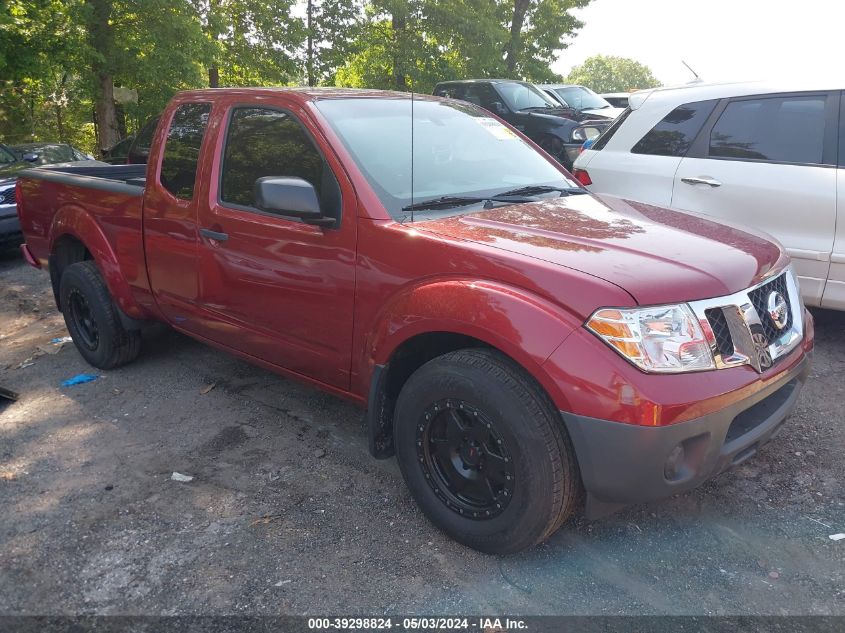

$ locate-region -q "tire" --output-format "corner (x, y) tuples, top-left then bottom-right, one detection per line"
(60, 261), (141, 370)
(394, 348), (581, 554)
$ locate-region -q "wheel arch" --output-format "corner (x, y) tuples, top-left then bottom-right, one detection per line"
(48, 204), (145, 320)
(362, 279), (580, 458)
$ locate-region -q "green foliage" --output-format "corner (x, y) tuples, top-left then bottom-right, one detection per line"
(2, 0), (594, 153)
(565, 54), (661, 93)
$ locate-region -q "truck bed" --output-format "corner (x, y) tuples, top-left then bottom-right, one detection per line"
(16, 163), (151, 310)
(20, 163), (148, 192)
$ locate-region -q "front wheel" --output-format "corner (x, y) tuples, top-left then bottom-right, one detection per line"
(394, 349), (581, 554)
(60, 261), (141, 370)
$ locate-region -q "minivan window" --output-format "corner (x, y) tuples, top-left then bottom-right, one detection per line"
(632, 100), (717, 157)
(221, 107), (332, 212)
(315, 98), (576, 220)
(160, 104), (211, 200)
(709, 95), (826, 164)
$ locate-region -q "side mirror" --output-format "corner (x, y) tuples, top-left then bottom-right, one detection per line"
(490, 101), (508, 116)
(22, 152), (39, 163)
(254, 176), (335, 227)
(571, 125), (603, 142)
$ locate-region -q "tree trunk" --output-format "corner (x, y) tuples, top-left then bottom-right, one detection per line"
(505, 0), (531, 76)
(392, 13), (407, 91)
(55, 105), (64, 142)
(95, 73), (120, 151)
(306, 0), (315, 87)
(87, 0), (120, 151)
(208, 66), (219, 88)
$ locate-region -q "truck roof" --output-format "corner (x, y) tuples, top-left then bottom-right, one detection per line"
(172, 87), (443, 103)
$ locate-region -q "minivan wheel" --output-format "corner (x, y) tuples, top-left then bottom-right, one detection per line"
(394, 348), (581, 554)
(60, 261), (141, 370)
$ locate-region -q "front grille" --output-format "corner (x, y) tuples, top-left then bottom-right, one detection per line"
(695, 271), (801, 374)
(748, 274), (793, 344)
(705, 307), (734, 357)
(0, 187), (14, 205)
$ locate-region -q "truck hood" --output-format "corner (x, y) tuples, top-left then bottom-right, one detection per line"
(415, 193), (786, 306)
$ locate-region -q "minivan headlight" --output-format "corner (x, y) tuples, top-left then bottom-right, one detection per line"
(586, 304), (715, 373)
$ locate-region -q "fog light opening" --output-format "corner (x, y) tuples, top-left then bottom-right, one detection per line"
(664, 444), (686, 481)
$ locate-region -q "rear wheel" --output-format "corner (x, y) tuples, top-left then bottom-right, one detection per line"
(394, 349), (581, 554)
(60, 261), (141, 370)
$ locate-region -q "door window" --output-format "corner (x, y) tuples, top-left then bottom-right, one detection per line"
(709, 95), (826, 164)
(220, 107), (339, 217)
(632, 100), (717, 156)
(160, 104), (211, 200)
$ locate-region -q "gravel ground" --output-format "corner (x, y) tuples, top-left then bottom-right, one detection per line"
(0, 248), (843, 616)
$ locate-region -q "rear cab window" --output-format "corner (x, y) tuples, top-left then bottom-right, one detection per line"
(632, 100), (718, 156)
(159, 103), (211, 200)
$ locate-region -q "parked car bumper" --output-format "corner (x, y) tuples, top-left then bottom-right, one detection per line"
(561, 349), (812, 519)
(562, 142), (582, 166)
(0, 203), (21, 244)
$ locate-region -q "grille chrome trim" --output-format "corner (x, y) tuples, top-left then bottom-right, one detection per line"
(689, 267), (804, 374)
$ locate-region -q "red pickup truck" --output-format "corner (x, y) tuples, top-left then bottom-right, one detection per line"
(16, 88), (813, 554)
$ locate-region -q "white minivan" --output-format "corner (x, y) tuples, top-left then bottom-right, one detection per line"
(573, 82), (845, 310)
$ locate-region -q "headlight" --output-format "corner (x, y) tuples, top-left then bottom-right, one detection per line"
(571, 127), (587, 142)
(586, 304), (715, 373)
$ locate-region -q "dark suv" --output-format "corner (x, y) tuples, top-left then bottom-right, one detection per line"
(433, 79), (604, 169)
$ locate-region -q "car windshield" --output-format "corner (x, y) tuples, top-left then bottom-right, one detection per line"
(553, 86), (611, 110)
(11, 143), (77, 164)
(0, 145), (15, 164)
(495, 83), (560, 111)
(315, 98), (578, 221)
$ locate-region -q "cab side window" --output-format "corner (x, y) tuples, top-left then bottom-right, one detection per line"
(220, 107), (340, 220)
(160, 104), (211, 200)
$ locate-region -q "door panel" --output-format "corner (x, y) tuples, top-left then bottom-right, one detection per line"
(192, 104), (357, 389)
(672, 92), (838, 306)
(671, 158), (836, 305)
(821, 167), (845, 309)
(145, 102), (212, 326)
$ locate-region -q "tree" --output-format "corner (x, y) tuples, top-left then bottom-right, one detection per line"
(188, 0), (305, 88)
(503, 0), (589, 80)
(304, 0), (364, 86)
(565, 54), (661, 93)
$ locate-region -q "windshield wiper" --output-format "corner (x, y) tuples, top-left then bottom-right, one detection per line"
(401, 194), (534, 212)
(494, 185), (587, 198)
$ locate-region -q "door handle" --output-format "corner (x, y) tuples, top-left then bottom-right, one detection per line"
(200, 228), (229, 242)
(681, 176), (722, 187)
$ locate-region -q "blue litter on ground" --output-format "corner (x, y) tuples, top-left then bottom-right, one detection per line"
(61, 374), (98, 387)
(50, 336), (73, 345)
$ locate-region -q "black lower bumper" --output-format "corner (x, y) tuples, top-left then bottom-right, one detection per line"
(561, 353), (812, 519)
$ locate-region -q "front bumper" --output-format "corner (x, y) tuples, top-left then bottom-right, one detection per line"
(0, 204), (21, 245)
(562, 143), (582, 166)
(562, 351), (812, 519)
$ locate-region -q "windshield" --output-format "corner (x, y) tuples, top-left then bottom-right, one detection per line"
(495, 83), (560, 111)
(0, 145), (15, 164)
(552, 86), (611, 111)
(315, 98), (578, 221)
(11, 143), (77, 164)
